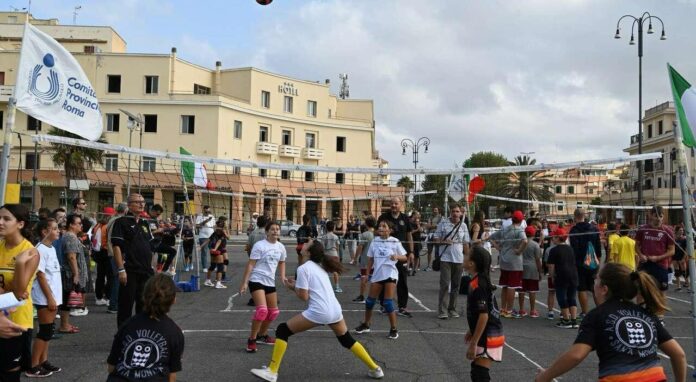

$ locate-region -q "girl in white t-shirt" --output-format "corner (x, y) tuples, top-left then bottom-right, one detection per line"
(354, 221), (407, 340)
(240, 222), (287, 353)
(29, 218), (63, 376)
(251, 239), (384, 382)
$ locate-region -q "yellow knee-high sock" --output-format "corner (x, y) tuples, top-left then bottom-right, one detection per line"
(268, 339), (288, 374)
(350, 341), (378, 370)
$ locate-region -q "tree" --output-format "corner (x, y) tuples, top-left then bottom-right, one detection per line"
(501, 155), (554, 211)
(396, 176), (414, 193)
(420, 174), (448, 213)
(463, 151), (510, 216)
(49, 127), (108, 193)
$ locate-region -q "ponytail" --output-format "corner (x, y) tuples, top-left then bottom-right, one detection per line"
(142, 274), (177, 319)
(632, 271), (669, 316)
(598, 263), (669, 316)
(307, 241), (345, 274)
(470, 246), (495, 292)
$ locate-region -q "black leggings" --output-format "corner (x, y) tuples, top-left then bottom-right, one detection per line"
(95, 254), (112, 300)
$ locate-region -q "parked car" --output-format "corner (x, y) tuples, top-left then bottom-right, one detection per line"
(278, 220), (302, 237)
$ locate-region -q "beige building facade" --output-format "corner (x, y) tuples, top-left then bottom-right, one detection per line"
(0, 12), (395, 231)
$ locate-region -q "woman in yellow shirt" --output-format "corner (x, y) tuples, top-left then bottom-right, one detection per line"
(0, 204), (39, 381)
(608, 224), (638, 271)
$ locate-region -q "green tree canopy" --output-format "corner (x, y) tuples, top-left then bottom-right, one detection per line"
(49, 127), (107, 192)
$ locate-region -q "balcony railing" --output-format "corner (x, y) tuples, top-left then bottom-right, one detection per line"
(279, 145), (301, 158)
(0, 85), (13, 102)
(302, 147), (324, 160)
(256, 142), (279, 155)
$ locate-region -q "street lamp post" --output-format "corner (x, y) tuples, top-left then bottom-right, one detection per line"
(120, 109), (144, 196)
(614, 12), (666, 224)
(401, 137), (430, 210)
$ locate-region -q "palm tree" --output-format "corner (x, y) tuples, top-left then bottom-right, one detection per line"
(502, 155), (553, 210)
(48, 127), (108, 190)
(396, 176), (414, 193)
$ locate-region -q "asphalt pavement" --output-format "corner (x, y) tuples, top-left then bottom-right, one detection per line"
(46, 240), (696, 381)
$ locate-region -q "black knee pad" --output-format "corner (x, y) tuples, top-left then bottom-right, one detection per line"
(36, 323), (54, 341)
(223, 259), (229, 266)
(336, 332), (356, 349)
(275, 322), (294, 342)
(470, 362), (490, 382)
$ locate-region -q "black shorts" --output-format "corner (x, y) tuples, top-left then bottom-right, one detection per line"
(376, 278), (397, 285)
(673, 251), (686, 262)
(0, 330), (32, 371)
(639, 262), (669, 291)
(576, 267), (597, 292)
(248, 281), (276, 294)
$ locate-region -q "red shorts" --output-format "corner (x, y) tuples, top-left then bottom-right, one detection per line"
(499, 270), (523, 289)
(547, 276), (555, 291)
(521, 279), (539, 292)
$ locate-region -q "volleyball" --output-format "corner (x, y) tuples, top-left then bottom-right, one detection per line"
(256, 0), (273, 5)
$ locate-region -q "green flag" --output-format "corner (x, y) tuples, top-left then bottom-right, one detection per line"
(180, 147), (209, 188)
(668, 64), (696, 147)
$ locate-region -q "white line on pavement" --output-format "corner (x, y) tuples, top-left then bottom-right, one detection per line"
(220, 293), (240, 312)
(504, 342), (558, 382)
(667, 296), (692, 304)
(408, 292), (433, 312)
(218, 309), (433, 313)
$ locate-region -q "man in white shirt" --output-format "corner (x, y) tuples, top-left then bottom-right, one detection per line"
(433, 205), (470, 319)
(195, 205), (216, 270)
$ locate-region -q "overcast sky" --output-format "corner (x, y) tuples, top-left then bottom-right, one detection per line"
(20, 0), (696, 170)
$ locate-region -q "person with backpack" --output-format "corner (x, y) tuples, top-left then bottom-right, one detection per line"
(568, 208), (602, 318)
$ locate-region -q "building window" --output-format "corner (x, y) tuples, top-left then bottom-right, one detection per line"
(647, 124), (653, 138)
(107, 75), (121, 93)
(25, 152), (39, 170)
(259, 168), (267, 177)
(555, 185), (562, 194)
(336, 173), (344, 184)
(307, 100), (317, 117)
(233, 159), (241, 175)
(194, 84), (211, 95)
(567, 186), (575, 194)
(281, 170), (289, 180)
(261, 91), (270, 108)
(305, 133), (316, 148)
(672, 175), (677, 188)
(305, 172), (314, 182)
(0, 110), (3, 129)
(658, 177), (662, 188)
(142, 157), (156, 172)
(658, 120), (663, 135)
(336, 136), (346, 152)
(180, 115), (195, 134)
(328, 109), (332, 118)
(284, 96), (293, 113)
(106, 113), (119, 132)
(282, 130), (292, 145)
(27, 116), (41, 131)
(556, 201), (565, 212)
(104, 154), (118, 171)
(576, 201), (584, 208)
(144, 114), (158, 133)
(145, 75), (159, 94)
(259, 126), (269, 142)
(234, 120), (242, 139)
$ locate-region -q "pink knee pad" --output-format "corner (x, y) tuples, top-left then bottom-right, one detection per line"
(265, 307), (280, 322)
(253, 305), (268, 321)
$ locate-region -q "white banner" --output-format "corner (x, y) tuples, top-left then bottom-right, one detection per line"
(15, 23), (102, 141)
(448, 174), (466, 201)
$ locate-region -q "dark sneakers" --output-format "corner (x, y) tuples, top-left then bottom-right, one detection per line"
(397, 308), (413, 318)
(352, 295), (365, 302)
(25, 366), (52, 378)
(246, 338), (258, 353)
(41, 361), (62, 373)
(387, 328), (399, 340)
(354, 323), (371, 334)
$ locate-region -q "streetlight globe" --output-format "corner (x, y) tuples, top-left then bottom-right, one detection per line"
(647, 23), (654, 34)
(614, 28), (621, 39)
(660, 30), (666, 40)
(402, 148), (406, 155)
(424, 145), (428, 153)
(629, 35), (635, 45)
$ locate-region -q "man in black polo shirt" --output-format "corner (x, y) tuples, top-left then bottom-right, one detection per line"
(111, 193), (155, 328)
(378, 197), (414, 317)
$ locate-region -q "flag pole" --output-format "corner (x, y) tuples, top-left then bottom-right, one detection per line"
(0, 97), (17, 205)
(673, 119), (696, 375)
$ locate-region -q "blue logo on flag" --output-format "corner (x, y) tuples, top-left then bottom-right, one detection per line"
(29, 54), (62, 105)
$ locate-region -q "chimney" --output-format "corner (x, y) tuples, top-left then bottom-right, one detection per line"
(214, 61), (222, 94)
(170, 47), (177, 94)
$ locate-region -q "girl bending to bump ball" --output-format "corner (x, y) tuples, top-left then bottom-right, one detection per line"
(251, 239), (383, 381)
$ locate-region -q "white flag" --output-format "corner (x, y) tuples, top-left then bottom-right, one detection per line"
(15, 23), (102, 141)
(448, 174), (467, 201)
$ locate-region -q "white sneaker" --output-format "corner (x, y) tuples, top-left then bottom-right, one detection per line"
(70, 308), (89, 317)
(215, 281), (227, 289)
(368, 366), (384, 379)
(250, 367), (277, 382)
(204, 279), (215, 287)
(95, 299), (108, 306)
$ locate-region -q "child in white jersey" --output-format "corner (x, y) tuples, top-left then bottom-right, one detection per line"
(27, 218), (63, 378)
(240, 222), (287, 353)
(250, 239), (384, 381)
(354, 221), (407, 340)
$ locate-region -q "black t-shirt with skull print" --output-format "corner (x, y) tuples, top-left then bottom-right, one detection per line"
(574, 297), (671, 381)
(107, 312), (185, 381)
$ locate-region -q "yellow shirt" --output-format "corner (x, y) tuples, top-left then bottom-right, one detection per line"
(0, 238), (37, 328)
(610, 235), (636, 271)
(607, 233), (619, 249)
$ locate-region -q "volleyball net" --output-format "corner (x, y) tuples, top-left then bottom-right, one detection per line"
(17, 133), (675, 234)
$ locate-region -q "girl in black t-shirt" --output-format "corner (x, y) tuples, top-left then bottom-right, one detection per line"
(464, 246), (504, 382)
(535, 263), (686, 382)
(107, 274), (184, 382)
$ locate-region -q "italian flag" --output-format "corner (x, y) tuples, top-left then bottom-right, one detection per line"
(668, 64), (696, 147)
(180, 147), (213, 189)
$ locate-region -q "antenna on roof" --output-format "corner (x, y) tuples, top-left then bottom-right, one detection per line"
(73, 5), (81, 24)
(338, 73), (349, 99)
